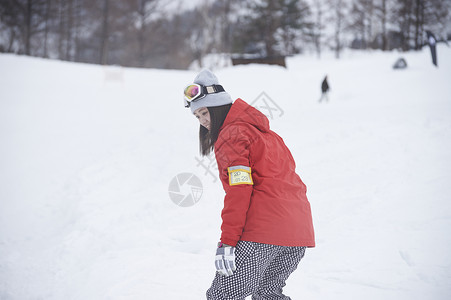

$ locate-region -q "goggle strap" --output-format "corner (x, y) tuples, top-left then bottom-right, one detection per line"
(204, 84), (225, 95)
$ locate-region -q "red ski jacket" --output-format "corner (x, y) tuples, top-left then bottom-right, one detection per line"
(214, 99), (315, 247)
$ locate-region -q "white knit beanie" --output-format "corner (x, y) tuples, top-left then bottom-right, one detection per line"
(189, 69), (233, 113)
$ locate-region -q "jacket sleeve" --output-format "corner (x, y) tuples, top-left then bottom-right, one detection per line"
(214, 124), (254, 247)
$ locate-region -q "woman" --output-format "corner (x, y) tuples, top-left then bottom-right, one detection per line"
(184, 69), (315, 299)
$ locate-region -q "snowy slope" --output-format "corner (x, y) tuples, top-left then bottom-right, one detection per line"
(1, 46), (451, 300)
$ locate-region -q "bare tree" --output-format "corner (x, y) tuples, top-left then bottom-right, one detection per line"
(349, 0), (366, 48)
(214, 0), (241, 54)
(72, 0), (84, 62)
(413, 0), (422, 48)
(394, 0), (414, 49)
(0, 0), (22, 52)
(380, 0), (388, 50)
(393, 0), (449, 50)
(328, 0), (348, 58)
(312, 0), (326, 57)
(42, 0), (52, 57)
(24, 0), (32, 54)
(134, 0), (166, 67)
(137, 0), (148, 67)
(57, 0), (64, 58)
(0, 0), (47, 55)
(186, 0), (219, 68)
(99, 0), (109, 64)
(421, 0), (449, 43)
(349, 0), (376, 49)
(278, 0), (312, 55)
(2, 0), (448, 68)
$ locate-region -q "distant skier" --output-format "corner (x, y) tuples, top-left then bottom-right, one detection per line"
(319, 75), (329, 102)
(184, 69), (315, 300)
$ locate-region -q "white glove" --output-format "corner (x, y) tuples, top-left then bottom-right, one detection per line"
(215, 245), (236, 276)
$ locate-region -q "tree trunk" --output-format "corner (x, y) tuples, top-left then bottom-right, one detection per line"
(419, 0), (424, 47)
(25, 0), (32, 55)
(43, 0), (51, 58)
(315, 0), (322, 58)
(65, 0), (73, 61)
(367, 0), (373, 47)
(138, 0), (146, 67)
(264, 0), (277, 57)
(7, 29), (16, 53)
(334, 0), (343, 59)
(100, 0), (109, 65)
(73, 0), (81, 61)
(381, 0), (387, 50)
(220, 0), (232, 53)
(404, 0), (412, 51)
(414, 0), (421, 49)
(58, 0), (65, 59)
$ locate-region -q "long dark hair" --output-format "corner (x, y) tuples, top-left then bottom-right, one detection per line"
(200, 103), (232, 156)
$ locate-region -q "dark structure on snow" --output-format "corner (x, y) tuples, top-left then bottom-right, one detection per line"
(231, 56), (286, 68)
(393, 58), (408, 69)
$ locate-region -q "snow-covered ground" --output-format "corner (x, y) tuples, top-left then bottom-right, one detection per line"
(1, 45), (450, 299)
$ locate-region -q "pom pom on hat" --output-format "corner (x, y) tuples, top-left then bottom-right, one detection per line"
(189, 69), (233, 113)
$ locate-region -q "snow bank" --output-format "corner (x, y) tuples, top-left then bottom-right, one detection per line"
(1, 46), (450, 299)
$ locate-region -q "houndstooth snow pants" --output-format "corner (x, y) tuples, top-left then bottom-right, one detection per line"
(206, 241), (306, 300)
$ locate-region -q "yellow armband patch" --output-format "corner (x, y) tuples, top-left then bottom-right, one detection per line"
(228, 165), (253, 186)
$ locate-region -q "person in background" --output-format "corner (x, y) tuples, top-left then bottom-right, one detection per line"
(426, 30), (438, 67)
(319, 75), (329, 103)
(183, 69), (315, 300)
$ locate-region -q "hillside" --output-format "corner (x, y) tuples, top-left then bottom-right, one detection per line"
(1, 46), (450, 299)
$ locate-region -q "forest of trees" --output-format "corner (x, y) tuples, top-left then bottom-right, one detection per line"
(0, 0), (450, 69)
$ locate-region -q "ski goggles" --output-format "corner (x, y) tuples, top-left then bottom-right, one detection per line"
(184, 84), (225, 108)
